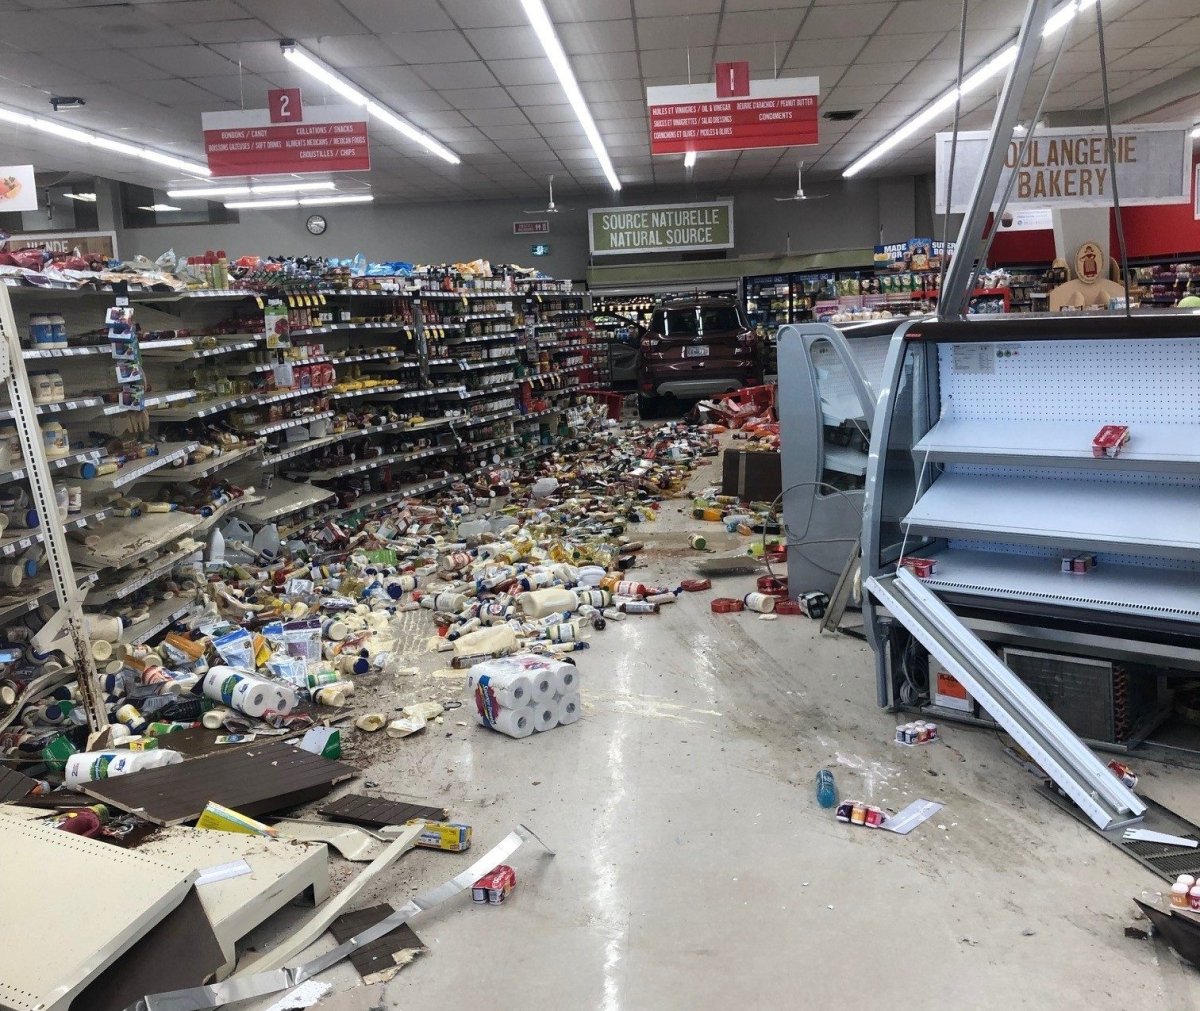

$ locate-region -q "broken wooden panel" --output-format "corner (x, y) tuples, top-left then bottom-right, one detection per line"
(0, 766), (36, 803)
(80, 741), (357, 825)
(318, 793), (446, 829)
(329, 904), (426, 985)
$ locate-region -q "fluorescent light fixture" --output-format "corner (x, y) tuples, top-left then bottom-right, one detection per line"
(253, 181), (336, 195)
(224, 198), (301, 210)
(843, 0), (1093, 179)
(280, 41), (460, 165)
(168, 181), (337, 199)
(223, 194), (374, 210)
(0, 102), (210, 176)
(137, 204), (182, 212)
(1192, 125), (1200, 138)
(520, 0), (621, 191)
(64, 192), (96, 202)
(299, 193), (373, 206)
(684, 151), (697, 169)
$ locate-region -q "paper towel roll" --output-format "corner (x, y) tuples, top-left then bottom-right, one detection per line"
(529, 700), (558, 733)
(529, 668), (556, 704)
(491, 706), (534, 739)
(474, 668), (534, 708)
(557, 691), (582, 726)
(554, 663), (577, 695)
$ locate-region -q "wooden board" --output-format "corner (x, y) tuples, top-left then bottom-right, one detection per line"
(329, 904), (425, 985)
(80, 741), (357, 826)
(0, 765), (36, 803)
(318, 793), (447, 829)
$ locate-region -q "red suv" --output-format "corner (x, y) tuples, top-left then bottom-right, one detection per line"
(636, 298), (762, 417)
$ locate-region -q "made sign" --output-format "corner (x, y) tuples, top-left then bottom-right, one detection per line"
(589, 200), (733, 256)
(646, 77), (818, 156)
(935, 123), (1192, 214)
(201, 102), (370, 177)
(513, 221), (549, 235)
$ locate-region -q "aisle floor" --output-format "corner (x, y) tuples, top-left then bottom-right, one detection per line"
(239, 464), (1200, 1011)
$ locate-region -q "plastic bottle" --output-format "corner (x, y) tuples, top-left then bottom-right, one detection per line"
(516, 586), (578, 618)
(816, 769), (837, 808)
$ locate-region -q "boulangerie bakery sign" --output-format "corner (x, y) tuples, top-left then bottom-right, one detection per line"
(201, 96), (370, 177)
(935, 123), (1192, 213)
(646, 71), (819, 156)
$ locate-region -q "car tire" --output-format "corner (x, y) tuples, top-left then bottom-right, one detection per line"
(637, 393), (659, 419)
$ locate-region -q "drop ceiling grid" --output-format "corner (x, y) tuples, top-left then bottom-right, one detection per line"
(0, 0), (1192, 198)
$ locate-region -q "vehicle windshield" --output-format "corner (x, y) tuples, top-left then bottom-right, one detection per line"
(655, 306), (745, 336)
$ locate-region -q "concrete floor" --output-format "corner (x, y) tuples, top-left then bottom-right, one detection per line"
(239, 451), (1200, 1011)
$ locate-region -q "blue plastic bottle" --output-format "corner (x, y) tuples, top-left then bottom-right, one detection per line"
(815, 768), (837, 808)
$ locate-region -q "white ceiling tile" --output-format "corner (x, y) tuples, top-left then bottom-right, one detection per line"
(489, 58), (560, 87)
(590, 100), (646, 120)
(638, 49), (695, 77)
(784, 36), (866, 69)
(379, 89), (453, 113)
(537, 120), (588, 138)
(839, 61), (916, 88)
(340, 0), (453, 32)
(718, 10), (806, 46)
(430, 126), (488, 142)
(188, 73), (273, 104)
(1110, 44), (1194, 71)
(524, 104), (581, 124)
(712, 43), (790, 73)
(209, 40), (290, 73)
(636, 14), (718, 50)
(413, 62), (499, 90)
(546, 0), (632, 20)
(507, 83), (571, 106)
(1071, 18), (1185, 50)
(351, 65), (432, 95)
(384, 30), (478, 64)
(136, 43), (238, 77)
(142, 0), (241, 21)
(237, 0), (367, 36)
(581, 79), (645, 103)
(441, 0), (529, 28)
(634, 0), (721, 17)
(182, 18), (279, 43)
(801, 4), (893, 39)
(558, 19), (637, 55)
(824, 84), (897, 106)
(302, 35), (406, 69)
(856, 33), (943, 65)
(1128, 0), (1200, 16)
(463, 25), (545, 60)
(571, 52), (641, 81)
(407, 110), (472, 130)
(0, 10), (115, 50)
(482, 124), (542, 141)
(441, 88), (516, 110)
(464, 107), (531, 127)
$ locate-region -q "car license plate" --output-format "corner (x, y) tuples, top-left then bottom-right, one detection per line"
(685, 345), (709, 358)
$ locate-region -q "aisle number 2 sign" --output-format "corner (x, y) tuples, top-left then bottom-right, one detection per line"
(269, 88), (303, 123)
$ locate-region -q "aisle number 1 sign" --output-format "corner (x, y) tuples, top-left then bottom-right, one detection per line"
(646, 74), (819, 156)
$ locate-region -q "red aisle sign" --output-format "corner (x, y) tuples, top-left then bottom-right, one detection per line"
(201, 104), (370, 177)
(715, 61), (750, 99)
(646, 75), (819, 156)
(268, 88), (303, 123)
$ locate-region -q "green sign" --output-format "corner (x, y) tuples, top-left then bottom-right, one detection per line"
(589, 199), (734, 256)
(530, 243), (551, 256)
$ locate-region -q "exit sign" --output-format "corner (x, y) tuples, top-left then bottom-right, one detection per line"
(530, 243), (551, 256)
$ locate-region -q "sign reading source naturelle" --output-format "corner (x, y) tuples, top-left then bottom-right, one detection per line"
(935, 123), (1192, 214)
(589, 200), (734, 256)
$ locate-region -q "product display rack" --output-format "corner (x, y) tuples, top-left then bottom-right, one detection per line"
(0, 269), (610, 662)
(862, 314), (1200, 760)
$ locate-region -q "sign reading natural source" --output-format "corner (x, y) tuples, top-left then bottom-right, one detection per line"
(646, 76), (818, 156)
(935, 123), (1192, 213)
(589, 200), (734, 256)
(201, 101), (370, 177)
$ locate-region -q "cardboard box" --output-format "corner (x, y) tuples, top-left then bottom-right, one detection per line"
(721, 449), (781, 502)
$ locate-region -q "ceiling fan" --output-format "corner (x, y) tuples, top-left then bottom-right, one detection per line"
(775, 161), (827, 202)
(524, 174), (569, 214)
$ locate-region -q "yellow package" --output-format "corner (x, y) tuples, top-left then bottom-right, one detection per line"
(406, 820), (472, 852)
(196, 801), (278, 837)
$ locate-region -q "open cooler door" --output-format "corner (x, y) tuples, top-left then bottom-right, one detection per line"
(777, 322), (891, 596)
(866, 568), (1146, 831)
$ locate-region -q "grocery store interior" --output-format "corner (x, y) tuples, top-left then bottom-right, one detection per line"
(2, 0), (1200, 1008)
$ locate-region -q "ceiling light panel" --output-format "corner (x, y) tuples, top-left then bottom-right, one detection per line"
(520, 0), (621, 191)
(280, 42), (461, 164)
(843, 0), (1094, 178)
